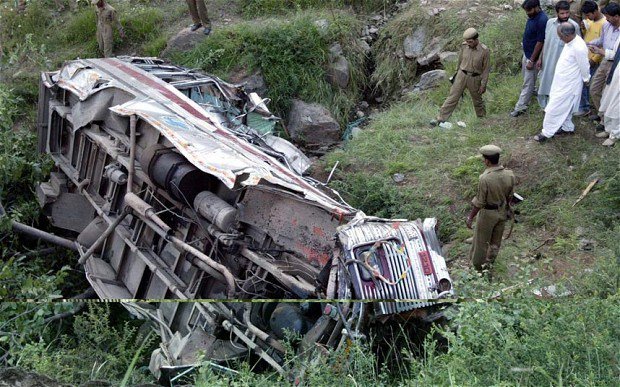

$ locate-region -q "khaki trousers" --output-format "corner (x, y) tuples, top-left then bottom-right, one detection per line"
(97, 24), (114, 58)
(438, 70), (485, 122)
(591, 60), (612, 114)
(469, 209), (507, 272)
(186, 0), (210, 26)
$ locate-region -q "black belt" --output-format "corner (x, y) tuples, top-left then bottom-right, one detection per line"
(484, 203), (504, 210)
(461, 69), (480, 76)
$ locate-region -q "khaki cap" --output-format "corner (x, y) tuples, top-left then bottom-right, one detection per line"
(463, 28), (478, 40)
(479, 144), (502, 156)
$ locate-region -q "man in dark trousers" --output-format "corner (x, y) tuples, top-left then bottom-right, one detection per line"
(511, 0), (548, 117)
(186, 0), (212, 35)
(466, 145), (516, 274)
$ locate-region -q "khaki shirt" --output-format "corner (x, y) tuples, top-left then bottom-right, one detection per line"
(471, 166), (516, 209)
(458, 42), (491, 88)
(96, 3), (118, 28)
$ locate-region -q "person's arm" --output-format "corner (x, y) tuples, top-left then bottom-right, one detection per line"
(467, 179), (487, 229)
(479, 48), (490, 94)
(577, 45), (592, 82)
(529, 41), (544, 69)
(114, 10), (125, 39)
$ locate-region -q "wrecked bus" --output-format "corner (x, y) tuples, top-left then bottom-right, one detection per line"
(35, 57), (454, 377)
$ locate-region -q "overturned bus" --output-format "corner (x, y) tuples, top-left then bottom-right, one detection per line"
(35, 57), (454, 377)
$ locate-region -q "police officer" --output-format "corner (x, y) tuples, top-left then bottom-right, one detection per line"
(431, 28), (491, 127)
(93, 0), (125, 58)
(466, 145), (516, 273)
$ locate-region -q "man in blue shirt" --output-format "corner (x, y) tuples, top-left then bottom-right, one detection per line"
(511, 0), (548, 117)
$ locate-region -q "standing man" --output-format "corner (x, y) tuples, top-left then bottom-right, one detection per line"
(585, 3), (620, 122)
(534, 22), (591, 141)
(537, 1), (580, 108)
(466, 145), (516, 274)
(186, 0), (212, 35)
(575, 1), (607, 116)
(430, 28), (490, 127)
(511, 0), (548, 117)
(93, 0), (124, 58)
(596, 35), (620, 145)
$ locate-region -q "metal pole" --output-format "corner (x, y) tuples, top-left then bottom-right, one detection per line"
(0, 199), (78, 251)
(77, 208), (130, 265)
(127, 115), (137, 194)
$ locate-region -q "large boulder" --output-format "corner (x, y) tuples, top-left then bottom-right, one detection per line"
(403, 27), (427, 59)
(161, 27), (208, 57)
(287, 100), (340, 147)
(417, 37), (445, 66)
(228, 69), (268, 96)
(327, 55), (350, 89)
(414, 69), (447, 91)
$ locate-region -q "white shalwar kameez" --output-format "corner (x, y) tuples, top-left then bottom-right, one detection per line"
(599, 38), (620, 141)
(542, 35), (590, 138)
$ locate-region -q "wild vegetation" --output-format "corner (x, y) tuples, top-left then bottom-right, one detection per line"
(0, 0), (618, 385)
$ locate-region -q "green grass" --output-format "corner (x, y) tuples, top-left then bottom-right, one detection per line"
(239, 0), (393, 18)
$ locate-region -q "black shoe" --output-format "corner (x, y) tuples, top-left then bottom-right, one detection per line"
(557, 128), (574, 135)
(589, 113), (601, 122)
(203, 26), (212, 35)
(510, 109), (525, 117)
(533, 133), (549, 142)
(595, 123), (605, 132)
(190, 23), (202, 32)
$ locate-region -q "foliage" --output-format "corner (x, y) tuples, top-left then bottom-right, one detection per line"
(173, 10), (366, 125)
(239, 0), (393, 18)
(17, 303), (156, 384)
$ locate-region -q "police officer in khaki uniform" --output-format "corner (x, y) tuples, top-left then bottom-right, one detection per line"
(466, 145), (516, 273)
(186, 0), (212, 35)
(93, 0), (124, 58)
(431, 28), (491, 126)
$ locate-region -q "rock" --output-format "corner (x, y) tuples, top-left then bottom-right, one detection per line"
(314, 19), (329, 31)
(329, 43), (343, 60)
(403, 27), (427, 59)
(417, 37), (445, 66)
(161, 27), (209, 57)
(368, 26), (379, 34)
(326, 55), (350, 89)
(414, 69), (446, 91)
(439, 51), (459, 63)
(228, 70), (267, 96)
(457, 121), (467, 128)
(359, 101), (369, 109)
(392, 173), (405, 183)
(287, 100), (340, 147)
(356, 110), (365, 118)
(371, 15), (383, 22)
(358, 39), (371, 53)
(375, 96), (384, 103)
(503, 4), (513, 10)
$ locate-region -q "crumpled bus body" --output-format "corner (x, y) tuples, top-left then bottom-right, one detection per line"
(36, 57), (453, 377)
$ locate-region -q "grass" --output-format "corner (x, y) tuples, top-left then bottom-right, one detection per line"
(239, 0), (393, 18)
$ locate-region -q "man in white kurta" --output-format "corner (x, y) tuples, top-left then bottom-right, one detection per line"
(537, 2), (581, 108)
(535, 23), (591, 141)
(597, 35), (620, 146)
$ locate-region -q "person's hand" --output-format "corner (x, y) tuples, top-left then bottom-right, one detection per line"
(478, 85), (486, 94)
(536, 58), (542, 70)
(466, 216), (474, 229)
(526, 59), (534, 70)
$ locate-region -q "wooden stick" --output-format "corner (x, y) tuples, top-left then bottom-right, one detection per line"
(573, 179), (599, 207)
